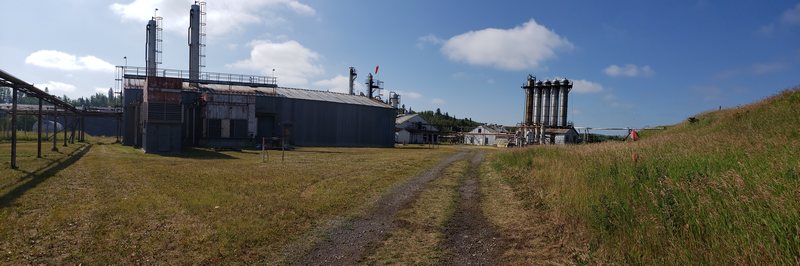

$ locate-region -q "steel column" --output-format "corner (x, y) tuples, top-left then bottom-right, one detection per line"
(52, 106), (58, 151)
(10, 88), (18, 169)
(37, 97), (43, 158)
(62, 113), (67, 147)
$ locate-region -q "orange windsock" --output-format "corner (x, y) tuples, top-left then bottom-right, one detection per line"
(630, 129), (639, 141)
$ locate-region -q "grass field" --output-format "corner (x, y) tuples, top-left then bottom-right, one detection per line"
(0, 139), (458, 264)
(491, 89), (800, 264)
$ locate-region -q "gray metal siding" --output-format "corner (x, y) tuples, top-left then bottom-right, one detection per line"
(122, 88), (143, 146)
(284, 97), (394, 147)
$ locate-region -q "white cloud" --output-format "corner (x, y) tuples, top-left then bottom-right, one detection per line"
(781, 3), (800, 25)
(109, 0), (315, 36)
(25, 50), (115, 72)
(604, 64), (655, 77)
(571, 79), (604, 93)
(441, 19), (573, 70)
(313, 75), (351, 94)
(431, 98), (446, 105)
(227, 40), (323, 87)
(396, 90), (422, 99)
(36, 81), (77, 94)
(416, 34), (444, 49)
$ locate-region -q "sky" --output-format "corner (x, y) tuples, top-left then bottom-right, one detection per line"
(1, 0), (799, 129)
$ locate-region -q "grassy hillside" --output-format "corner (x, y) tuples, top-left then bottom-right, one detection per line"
(491, 88), (800, 264)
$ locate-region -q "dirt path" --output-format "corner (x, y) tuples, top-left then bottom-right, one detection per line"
(300, 150), (469, 265)
(444, 151), (505, 265)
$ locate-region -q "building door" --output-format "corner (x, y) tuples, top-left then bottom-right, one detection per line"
(257, 115), (275, 143)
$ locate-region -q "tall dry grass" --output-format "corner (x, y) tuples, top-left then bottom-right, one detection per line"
(493, 88), (800, 264)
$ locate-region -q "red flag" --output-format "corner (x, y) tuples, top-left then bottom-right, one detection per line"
(375, 65), (379, 75)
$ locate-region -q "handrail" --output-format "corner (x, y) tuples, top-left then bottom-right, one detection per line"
(121, 66), (277, 86)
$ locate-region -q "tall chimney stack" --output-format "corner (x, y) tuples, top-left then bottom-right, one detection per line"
(188, 3), (201, 81)
(349, 67), (357, 95)
(146, 18), (158, 77)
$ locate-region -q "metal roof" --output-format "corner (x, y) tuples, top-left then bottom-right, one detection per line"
(124, 78), (392, 108)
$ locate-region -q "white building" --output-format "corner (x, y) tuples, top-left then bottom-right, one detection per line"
(464, 124), (512, 146)
(395, 114), (439, 144)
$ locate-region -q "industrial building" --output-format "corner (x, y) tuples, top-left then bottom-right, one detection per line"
(122, 2), (397, 153)
(517, 75), (577, 145)
(395, 114), (439, 144)
(464, 124), (512, 146)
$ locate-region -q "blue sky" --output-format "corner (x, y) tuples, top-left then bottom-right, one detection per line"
(2, 0), (798, 128)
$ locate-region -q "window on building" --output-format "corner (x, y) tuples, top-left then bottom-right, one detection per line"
(230, 119), (248, 138)
(208, 119), (222, 138)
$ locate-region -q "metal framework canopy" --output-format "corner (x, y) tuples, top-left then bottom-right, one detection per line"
(0, 69), (79, 112)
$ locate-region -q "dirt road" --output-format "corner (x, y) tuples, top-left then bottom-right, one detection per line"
(301, 151), (469, 265)
(443, 151), (505, 265)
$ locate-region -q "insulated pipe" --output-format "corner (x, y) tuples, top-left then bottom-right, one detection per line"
(534, 82), (543, 125)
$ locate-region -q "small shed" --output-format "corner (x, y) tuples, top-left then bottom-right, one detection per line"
(544, 127), (580, 144)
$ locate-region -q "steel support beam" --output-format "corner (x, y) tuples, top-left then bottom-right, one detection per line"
(52, 106), (58, 152)
(37, 97), (42, 158)
(10, 87), (18, 169)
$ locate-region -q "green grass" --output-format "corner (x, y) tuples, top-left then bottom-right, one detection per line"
(0, 138), (458, 264)
(491, 88), (800, 264)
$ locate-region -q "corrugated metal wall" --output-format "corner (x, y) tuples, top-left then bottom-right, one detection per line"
(252, 96), (394, 147)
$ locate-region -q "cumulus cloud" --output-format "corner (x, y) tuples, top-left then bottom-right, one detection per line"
(25, 50), (115, 72)
(603, 64), (655, 77)
(571, 79), (604, 93)
(227, 40), (323, 87)
(441, 19), (573, 70)
(36, 81), (77, 94)
(109, 0), (315, 36)
(313, 75), (351, 94)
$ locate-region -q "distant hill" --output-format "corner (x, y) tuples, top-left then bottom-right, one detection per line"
(413, 109), (481, 133)
(491, 88), (800, 264)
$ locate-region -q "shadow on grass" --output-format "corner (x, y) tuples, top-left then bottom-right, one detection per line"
(154, 147), (237, 160)
(0, 144), (92, 208)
